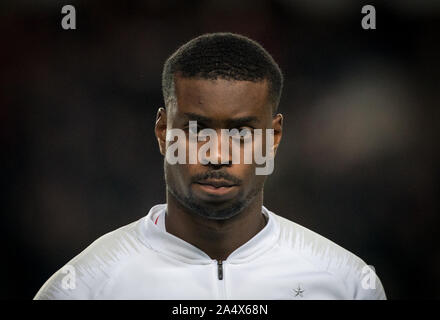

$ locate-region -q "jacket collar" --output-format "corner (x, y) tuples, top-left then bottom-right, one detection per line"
(139, 203), (280, 264)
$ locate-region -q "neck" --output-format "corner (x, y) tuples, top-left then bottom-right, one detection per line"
(164, 191), (267, 261)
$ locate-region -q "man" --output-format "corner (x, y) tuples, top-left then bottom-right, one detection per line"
(35, 33), (386, 299)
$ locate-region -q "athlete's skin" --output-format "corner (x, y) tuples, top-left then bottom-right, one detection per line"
(155, 76), (283, 261)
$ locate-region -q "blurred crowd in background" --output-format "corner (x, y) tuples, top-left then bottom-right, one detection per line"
(1, 0), (439, 299)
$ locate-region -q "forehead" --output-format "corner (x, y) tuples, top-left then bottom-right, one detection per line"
(172, 76), (271, 121)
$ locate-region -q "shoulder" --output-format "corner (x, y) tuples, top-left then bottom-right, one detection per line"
(34, 218), (148, 300)
(271, 212), (386, 299)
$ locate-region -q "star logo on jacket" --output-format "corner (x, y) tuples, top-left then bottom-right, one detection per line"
(291, 284), (305, 298)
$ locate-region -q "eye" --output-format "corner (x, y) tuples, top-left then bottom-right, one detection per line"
(238, 127), (253, 138)
(188, 125), (200, 134)
(185, 122), (204, 135)
(228, 127), (253, 140)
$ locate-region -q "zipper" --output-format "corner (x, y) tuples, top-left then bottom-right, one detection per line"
(215, 260), (227, 299)
(217, 260), (223, 280)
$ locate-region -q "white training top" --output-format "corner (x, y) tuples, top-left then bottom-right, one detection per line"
(34, 204), (386, 300)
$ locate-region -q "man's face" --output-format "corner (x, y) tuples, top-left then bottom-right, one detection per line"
(156, 76), (282, 220)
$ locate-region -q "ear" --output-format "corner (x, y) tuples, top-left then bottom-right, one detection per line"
(271, 113), (283, 157)
(155, 107), (167, 156)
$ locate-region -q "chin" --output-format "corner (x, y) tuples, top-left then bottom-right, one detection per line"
(187, 198), (247, 220)
(169, 183), (258, 220)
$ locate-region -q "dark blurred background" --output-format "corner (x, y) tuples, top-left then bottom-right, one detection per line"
(1, 0), (439, 299)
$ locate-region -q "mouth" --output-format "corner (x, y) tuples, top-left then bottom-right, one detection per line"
(196, 179), (237, 188)
(193, 179), (239, 198)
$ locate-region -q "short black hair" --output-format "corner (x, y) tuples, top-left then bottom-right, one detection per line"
(162, 32), (283, 114)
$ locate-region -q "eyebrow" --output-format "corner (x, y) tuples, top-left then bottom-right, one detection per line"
(183, 112), (259, 127)
(183, 112), (212, 124)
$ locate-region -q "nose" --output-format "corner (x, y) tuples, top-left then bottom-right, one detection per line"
(201, 130), (232, 168)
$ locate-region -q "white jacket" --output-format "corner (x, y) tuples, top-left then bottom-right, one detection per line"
(34, 204), (386, 300)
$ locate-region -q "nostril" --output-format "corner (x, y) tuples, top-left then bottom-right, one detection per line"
(205, 161), (231, 169)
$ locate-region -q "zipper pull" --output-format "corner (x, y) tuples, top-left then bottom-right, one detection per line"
(217, 260), (223, 280)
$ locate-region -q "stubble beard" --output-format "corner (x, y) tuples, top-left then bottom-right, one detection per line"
(165, 166), (263, 220)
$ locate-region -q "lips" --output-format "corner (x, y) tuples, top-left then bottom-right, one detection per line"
(193, 179), (239, 199)
(196, 179), (237, 188)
